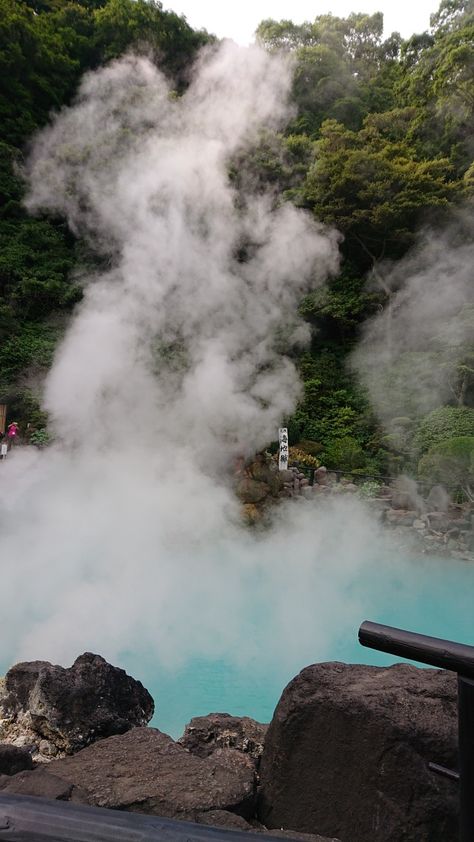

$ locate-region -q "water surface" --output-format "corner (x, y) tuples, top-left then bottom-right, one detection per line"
(120, 553), (474, 738)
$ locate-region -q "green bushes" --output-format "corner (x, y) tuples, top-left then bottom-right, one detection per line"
(418, 436), (474, 497)
(359, 480), (382, 498)
(323, 435), (365, 472)
(288, 446), (320, 468)
(414, 407), (474, 455)
(29, 427), (50, 447)
(0, 322), (62, 389)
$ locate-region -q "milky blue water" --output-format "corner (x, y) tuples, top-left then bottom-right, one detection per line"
(119, 553), (474, 739)
(2, 550), (472, 740)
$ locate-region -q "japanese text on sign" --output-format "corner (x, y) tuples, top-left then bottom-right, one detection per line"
(278, 427), (288, 471)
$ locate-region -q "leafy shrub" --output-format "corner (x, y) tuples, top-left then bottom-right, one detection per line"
(289, 447), (320, 468)
(359, 480), (382, 498)
(30, 428), (50, 447)
(323, 436), (366, 472)
(0, 322), (63, 392)
(414, 407), (474, 455)
(418, 436), (474, 496)
(297, 439), (324, 456)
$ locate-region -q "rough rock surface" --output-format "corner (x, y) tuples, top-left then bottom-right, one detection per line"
(265, 832), (340, 842)
(0, 743), (34, 775)
(258, 662), (458, 842)
(0, 727), (257, 820)
(195, 810), (256, 830)
(0, 768), (88, 802)
(0, 653), (154, 759)
(234, 450), (474, 559)
(179, 713), (268, 762)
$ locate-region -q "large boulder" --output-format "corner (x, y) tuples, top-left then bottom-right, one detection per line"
(0, 727), (256, 820)
(179, 713), (268, 762)
(258, 662), (458, 842)
(195, 810), (256, 830)
(236, 478), (271, 504)
(0, 653), (154, 758)
(247, 455), (284, 498)
(0, 744), (34, 776)
(0, 768), (87, 802)
(234, 454), (286, 513)
(266, 833), (340, 842)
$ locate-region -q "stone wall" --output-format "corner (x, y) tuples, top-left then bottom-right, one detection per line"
(235, 456), (474, 560)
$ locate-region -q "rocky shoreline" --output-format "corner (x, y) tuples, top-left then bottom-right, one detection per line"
(236, 454), (474, 562)
(0, 652), (459, 841)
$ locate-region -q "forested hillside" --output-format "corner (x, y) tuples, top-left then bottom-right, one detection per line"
(0, 0), (211, 427)
(1, 0), (473, 490)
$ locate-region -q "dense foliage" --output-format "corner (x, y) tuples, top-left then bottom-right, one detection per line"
(0, 0), (210, 420)
(256, 1), (474, 489)
(1, 0), (473, 494)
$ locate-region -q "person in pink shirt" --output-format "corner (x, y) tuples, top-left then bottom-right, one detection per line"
(7, 421), (19, 449)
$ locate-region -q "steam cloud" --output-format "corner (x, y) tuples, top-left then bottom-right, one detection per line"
(352, 222), (474, 428)
(24, 44), (340, 464)
(0, 44), (446, 712)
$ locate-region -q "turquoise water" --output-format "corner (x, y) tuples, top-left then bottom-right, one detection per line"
(2, 551), (472, 740)
(120, 554), (474, 739)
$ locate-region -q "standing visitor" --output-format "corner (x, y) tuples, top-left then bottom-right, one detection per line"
(7, 421), (19, 449)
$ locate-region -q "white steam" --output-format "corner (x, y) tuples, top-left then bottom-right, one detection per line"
(24, 44), (339, 464)
(0, 44), (434, 699)
(352, 223), (474, 428)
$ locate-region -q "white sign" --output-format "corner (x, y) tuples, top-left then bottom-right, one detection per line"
(278, 427), (289, 471)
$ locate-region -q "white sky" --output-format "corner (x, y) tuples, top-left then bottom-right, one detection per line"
(163, 0), (438, 44)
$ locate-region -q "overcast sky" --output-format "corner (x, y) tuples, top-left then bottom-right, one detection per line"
(163, 1), (437, 44)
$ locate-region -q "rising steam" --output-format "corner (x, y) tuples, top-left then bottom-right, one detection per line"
(23, 43), (340, 465)
(1, 42), (351, 670)
(352, 221), (474, 429)
(2, 44), (465, 726)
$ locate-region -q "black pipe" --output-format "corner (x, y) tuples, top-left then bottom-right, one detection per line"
(0, 794), (299, 842)
(359, 620), (474, 680)
(359, 620), (474, 842)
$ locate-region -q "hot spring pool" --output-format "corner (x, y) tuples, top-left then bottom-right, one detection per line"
(118, 553), (474, 738)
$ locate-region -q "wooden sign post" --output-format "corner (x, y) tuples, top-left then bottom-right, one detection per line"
(278, 427), (289, 471)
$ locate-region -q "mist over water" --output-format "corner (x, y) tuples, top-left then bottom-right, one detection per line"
(1, 44), (473, 737)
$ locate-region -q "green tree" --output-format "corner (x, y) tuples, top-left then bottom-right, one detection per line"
(430, 0), (474, 34)
(93, 0), (211, 81)
(257, 13), (402, 135)
(398, 1), (474, 174)
(0, 0), (213, 428)
(414, 406), (474, 454)
(418, 435), (474, 497)
(301, 115), (455, 269)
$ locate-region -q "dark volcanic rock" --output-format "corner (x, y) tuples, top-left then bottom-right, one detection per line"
(195, 810), (254, 829)
(236, 477), (271, 504)
(0, 744), (34, 775)
(0, 768), (87, 802)
(3, 727), (256, 820)
(197, 811), (340, 842)
(197, 813), (339, 838)
(258, 662), (458, 842)
(179, 713), (268, 762)
(265, 832), (340, 842)
(0, 653), (154, 755)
